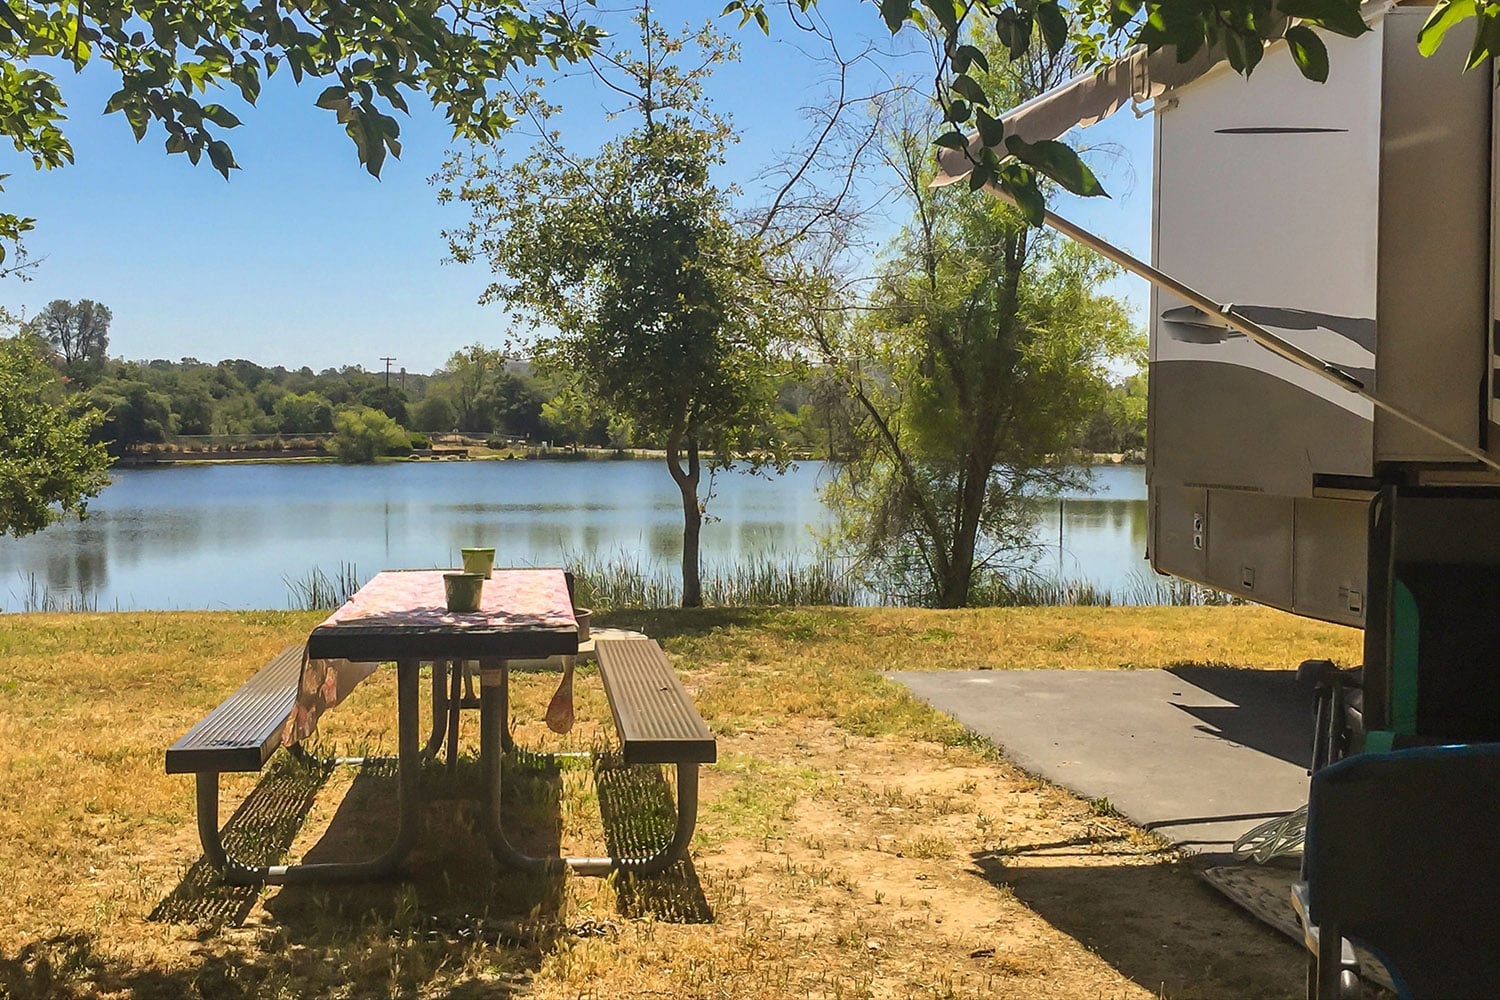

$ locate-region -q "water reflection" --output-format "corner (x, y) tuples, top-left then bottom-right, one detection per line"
(1027, 496), (1152, 588)
(0, 460), (1149, 610)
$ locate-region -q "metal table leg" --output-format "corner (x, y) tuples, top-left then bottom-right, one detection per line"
(447, 658), (463, 769)
(195, 659), (424, 884)
(477, 658), (701, 877)
(421, 658), (449, 761)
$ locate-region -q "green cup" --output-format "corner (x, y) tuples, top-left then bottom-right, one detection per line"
(460, 547), (495, 579)
(443, 572), (485, 613)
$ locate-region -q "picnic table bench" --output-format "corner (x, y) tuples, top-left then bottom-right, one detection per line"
(166, 590), (716, 882)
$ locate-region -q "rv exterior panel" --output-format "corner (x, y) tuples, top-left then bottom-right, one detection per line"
(1373, 13), (1491, 463)
(1147, 8), (1492, 624)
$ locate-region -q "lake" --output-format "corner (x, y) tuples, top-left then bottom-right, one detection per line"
(2, 460), (1150, 610)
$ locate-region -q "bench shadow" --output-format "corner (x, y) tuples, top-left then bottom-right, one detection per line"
(152, 749), (570, 934)
(969, 849), (1305, 999)
(149, 753), (333, 927)
(595, 759), (714, 924)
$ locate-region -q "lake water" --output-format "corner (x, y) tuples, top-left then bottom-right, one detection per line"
(2, 460), (1150, 610)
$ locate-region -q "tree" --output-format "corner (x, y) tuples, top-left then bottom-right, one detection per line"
(0, 332), (109, 535)
(29, 299), (110, 370)
(441, 14), (792, 607)
(818, 66), (1140, 608)
(275, 391), (335, 434)
(85, 377), (174, 453)
(0, 2), (607, 268)
(411, 395), (456, 433)
(358, 384), (410, 426)
(440, 344), (506, 433)
(329, 405), (410, 463)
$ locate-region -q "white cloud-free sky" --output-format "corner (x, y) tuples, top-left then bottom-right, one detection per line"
(0, 3), (1153, 375)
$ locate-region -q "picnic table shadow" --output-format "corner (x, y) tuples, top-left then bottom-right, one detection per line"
(151, 748), (711, 934)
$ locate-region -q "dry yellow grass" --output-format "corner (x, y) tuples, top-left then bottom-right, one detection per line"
(0, 605), (1360, 998)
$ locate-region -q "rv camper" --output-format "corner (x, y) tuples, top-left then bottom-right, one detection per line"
(946, 4), (1500, 626)
(940, 5), (1500, 995)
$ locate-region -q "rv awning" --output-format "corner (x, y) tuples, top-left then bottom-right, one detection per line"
(933, 20), (1306, 186)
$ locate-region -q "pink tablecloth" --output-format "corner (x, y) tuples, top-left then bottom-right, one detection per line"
(286, 569), (576, 743)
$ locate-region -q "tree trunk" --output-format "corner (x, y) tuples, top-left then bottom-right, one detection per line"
(937, 457), (989, 608)
(666, 432), (703, 608)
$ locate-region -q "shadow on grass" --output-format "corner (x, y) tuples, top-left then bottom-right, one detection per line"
(149, 753), (333, 927)
(0, 931), (283, 1000)
(135, 746), (710, 997)
(969, 849), (1305, 1000)
(0, 928), (542, 1000)
(595, 759), (713, 924)
(260, 752), (567, 940)
(595, 607), (787, 643)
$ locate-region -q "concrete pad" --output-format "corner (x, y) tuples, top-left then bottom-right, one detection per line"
(891, 667), (1313, 860)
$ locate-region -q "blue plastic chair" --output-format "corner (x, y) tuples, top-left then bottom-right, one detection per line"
(1294, 744), (1500, 999)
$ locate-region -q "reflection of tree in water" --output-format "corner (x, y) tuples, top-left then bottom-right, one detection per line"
(41, 541), (110, 597)
(648, 523), (681, 560)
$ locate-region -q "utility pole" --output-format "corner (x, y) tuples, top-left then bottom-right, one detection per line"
(380, 356), (396, 388)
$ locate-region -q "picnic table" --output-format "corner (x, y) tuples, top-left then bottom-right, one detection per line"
(167, 567), (715, 883)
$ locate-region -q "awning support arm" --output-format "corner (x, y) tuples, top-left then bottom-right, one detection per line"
(1007, 193), (1500, 474)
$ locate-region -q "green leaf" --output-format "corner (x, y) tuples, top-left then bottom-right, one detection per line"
(315, 85), (349, 110)
(1467, 4), (1500, 68)
(881, 0), (913, 32)
(1276, 0), (1370, 38)
(945, 98), (971, 123)
(975, 107), (1005, 148)
(202, 104), (242, 128)
(1036, 1), (1069, 55)
(207, 139), (238, 179)
(919, 0), (960, 36)
(934, 130), (970, 150)
(994, 8), (1033, 59)
(951, 73), (988, 106)
(952, 44), (989, 74)
(968, 160), (993, 192)
(1418, 0), (1477, 55)
(1004, 135), (1108, 198)
(1224, 28), (1265, 74)
(1285, 25), (1329, 81)
(998, 161), (1045, 225)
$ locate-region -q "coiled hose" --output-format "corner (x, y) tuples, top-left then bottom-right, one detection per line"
(1232, 804), (1307, 863)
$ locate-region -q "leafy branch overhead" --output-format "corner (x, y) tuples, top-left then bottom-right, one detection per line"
(0, 1), (604, 260)
(723, 0), (1490, 224)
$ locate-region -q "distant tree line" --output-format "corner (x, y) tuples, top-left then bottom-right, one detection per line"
(21, 296), (1145, 466)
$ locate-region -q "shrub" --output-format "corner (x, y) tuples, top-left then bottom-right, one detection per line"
(330, 406), (411, 463)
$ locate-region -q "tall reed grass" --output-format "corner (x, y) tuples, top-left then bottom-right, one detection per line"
(558, 554), (1232, 611)
(283, 563), (365, 611)
(6, 572), (99, 612)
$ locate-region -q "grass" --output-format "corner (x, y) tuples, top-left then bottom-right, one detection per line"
(0, 605), (1362, 998)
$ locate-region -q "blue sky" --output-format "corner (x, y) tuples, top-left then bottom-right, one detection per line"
(0, 3), (1153, 375)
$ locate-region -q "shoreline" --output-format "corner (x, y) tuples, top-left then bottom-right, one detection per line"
(115, 449), (1146, 469)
